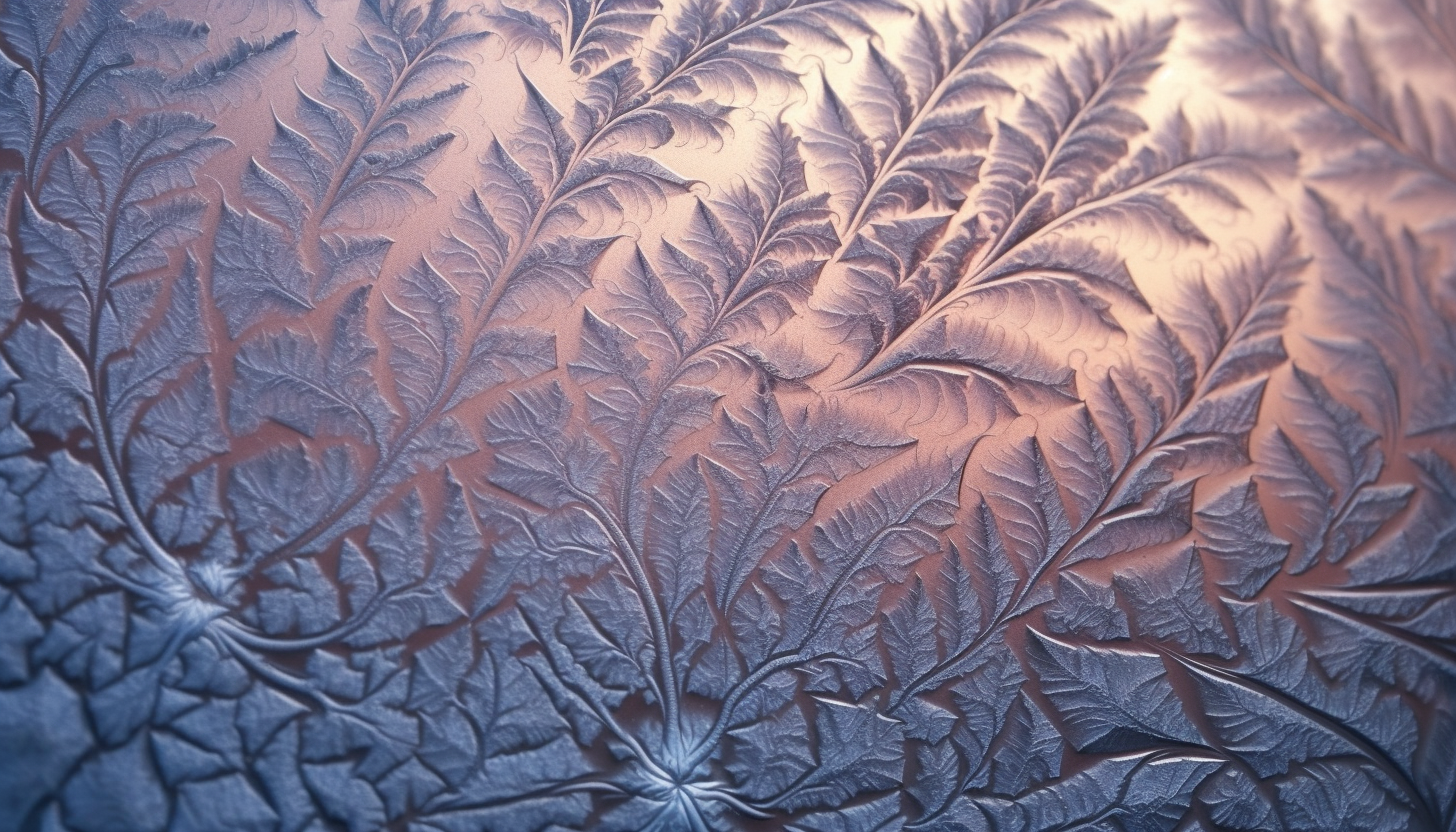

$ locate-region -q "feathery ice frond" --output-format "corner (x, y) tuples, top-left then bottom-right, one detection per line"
(640, 0), (892, 104)
(826, 100), (1283, 403)
(492, 0), (660, 73)
(0, 0), (214, 185)
(212, 0), (485, 334)
(1206, 0), (1456, 199)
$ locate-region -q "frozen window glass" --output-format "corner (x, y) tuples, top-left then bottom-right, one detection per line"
(0, 0), (1453, 829)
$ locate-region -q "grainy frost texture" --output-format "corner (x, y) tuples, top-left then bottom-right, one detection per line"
(0, 0), (1453, 829)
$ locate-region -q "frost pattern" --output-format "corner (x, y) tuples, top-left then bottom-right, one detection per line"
(0, 0), (1453, 829)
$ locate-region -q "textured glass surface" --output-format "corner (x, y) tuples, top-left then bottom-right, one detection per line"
(0, 0), (1454, 829)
